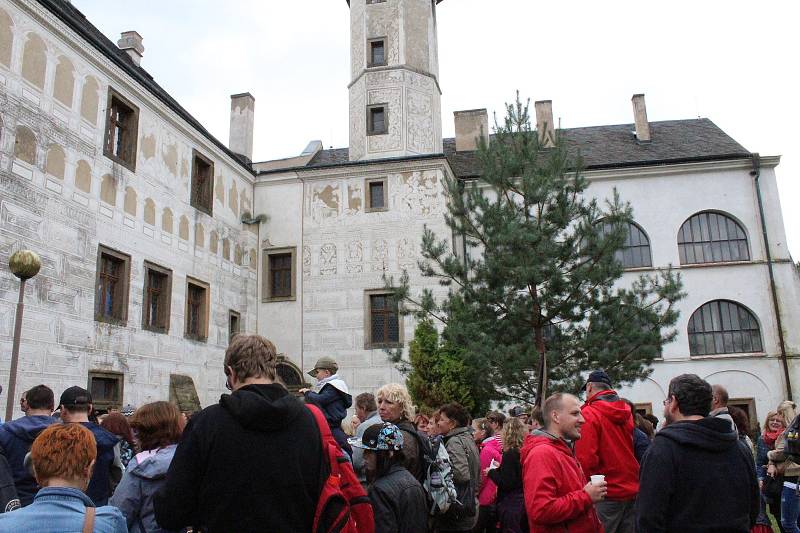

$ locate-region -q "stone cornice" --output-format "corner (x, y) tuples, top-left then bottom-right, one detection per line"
(348, 64), (442, 95)
(583, 155), (780, 182)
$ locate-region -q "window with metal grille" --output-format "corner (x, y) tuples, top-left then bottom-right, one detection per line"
(103, 89), (138, 170)
(369, 38), (386, 67)
(688, 300), (762, 356)
(88, 371), (124, 412)
(678, 212), (749, 265)
(368, 105), (387, 135)
(368, 293), (400, 347)
(95, 245), (130, 324)
(185, 278), (209, 341)
(190, 150), (214, 215)
(366, 178), (387, 211)
(143, 262), (172, 333)
(598, 220), (652, 269)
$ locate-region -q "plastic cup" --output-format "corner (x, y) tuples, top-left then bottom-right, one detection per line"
(590, 474), (605, 485)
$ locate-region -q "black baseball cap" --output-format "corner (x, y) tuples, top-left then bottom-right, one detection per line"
(585, 369), (613, 388)
(59, 386), (92, 407)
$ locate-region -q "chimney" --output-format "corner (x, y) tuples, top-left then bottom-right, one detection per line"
(534, 100), (555, 148)
(117, 31), (144, 66)
(631, 94), (651, 142)
(229, 93), (255, 162)
(453, 109), (489, 151)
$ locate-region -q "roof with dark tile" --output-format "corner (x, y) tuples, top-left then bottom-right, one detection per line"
(299, 118), (750, 178)
(38, 0), (254, 174)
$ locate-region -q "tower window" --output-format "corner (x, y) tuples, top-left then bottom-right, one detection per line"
(368, 38), (386, 67)
(367, 105), (387, 136)
(366, 177), (388, 212)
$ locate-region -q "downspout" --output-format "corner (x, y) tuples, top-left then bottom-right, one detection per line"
(751, 153), (792, 399)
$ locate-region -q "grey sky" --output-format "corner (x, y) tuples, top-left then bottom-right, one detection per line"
(74, 0), (800, 257)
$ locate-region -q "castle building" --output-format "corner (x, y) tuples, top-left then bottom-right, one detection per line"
(1, 0), (798, 426)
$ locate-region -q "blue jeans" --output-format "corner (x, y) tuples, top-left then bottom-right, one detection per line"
(781, 484), (800, 533)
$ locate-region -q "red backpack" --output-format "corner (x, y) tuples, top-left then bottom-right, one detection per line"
(307, 404), (375, 533)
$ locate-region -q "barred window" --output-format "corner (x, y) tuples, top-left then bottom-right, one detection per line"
(598, 221), (652, 269)
(678, 212), (749, 265)
(688, 300), (762, 356)
(366, 291), (401, 348)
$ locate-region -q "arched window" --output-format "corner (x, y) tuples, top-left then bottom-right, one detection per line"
(678, 212), (749, 265)
(276, 356), (306, 392)
(0, 8), (14, 68)
(688, 300), (762, 356)
(21, 33), (46, 89)
(14, 125), (36, 164)
(598, 220), (652, 269)
(53, 56), (75, 107)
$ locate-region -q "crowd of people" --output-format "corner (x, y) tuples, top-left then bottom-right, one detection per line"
(0, 332), (791, 532)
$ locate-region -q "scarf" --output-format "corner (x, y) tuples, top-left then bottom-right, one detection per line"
(763, 427), (783, 448)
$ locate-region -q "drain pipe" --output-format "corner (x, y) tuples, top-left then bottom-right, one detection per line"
(751, 153), (792, 400)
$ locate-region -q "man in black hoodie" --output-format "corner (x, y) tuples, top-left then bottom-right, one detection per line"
(154, 334), (324, 533)
(636, 374), (759, 533)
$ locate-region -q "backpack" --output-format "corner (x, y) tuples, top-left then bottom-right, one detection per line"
(785, 414), (800, 459)
(307, 405), (374, 533)
(423, 436), (459, 516)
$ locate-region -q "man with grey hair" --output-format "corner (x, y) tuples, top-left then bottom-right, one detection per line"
(522, 393), (606, 531)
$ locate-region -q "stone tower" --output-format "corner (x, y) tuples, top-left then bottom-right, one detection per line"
(347, 0), (444, 161)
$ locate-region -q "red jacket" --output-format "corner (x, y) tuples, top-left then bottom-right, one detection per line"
(573, 390), (639, 500)
(522, 432), (604, 533)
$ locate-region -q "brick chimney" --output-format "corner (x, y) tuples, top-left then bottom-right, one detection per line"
(117, 31), (144, 66)
(229, 93), (255, 162)
(535, 100), (555, 148)
(453, 109), (489, 152)
(631, 94), (651, 142)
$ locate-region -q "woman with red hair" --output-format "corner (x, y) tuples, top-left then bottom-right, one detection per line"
(0, 424), (126, 532)
(110, 401), (184, 533)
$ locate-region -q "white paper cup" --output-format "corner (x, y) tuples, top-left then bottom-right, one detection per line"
(590, 474), (605, 485)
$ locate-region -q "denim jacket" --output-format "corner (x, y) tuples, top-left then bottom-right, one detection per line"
(0, 486), (126, 532)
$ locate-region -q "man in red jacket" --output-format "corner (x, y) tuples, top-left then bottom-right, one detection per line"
(574, 370), (639, 533)
(522, 392), (606, 533)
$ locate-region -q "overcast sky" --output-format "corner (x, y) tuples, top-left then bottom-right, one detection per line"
(74, 0), (800, 257)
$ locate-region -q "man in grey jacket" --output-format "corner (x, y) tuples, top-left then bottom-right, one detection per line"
(352, 392), (382, 485)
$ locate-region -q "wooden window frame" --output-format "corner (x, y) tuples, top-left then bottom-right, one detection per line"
(688, 300), (763, 356)
(190, 149), (214, 216)
(184, 277), (210, 342)
(103, 88), (139, 171)
(368, 37), (387, 67)
(262, 247), (297, 302)
(95, 245), (131, 325)
(142, 261), (172, 334)
(367, 104), (388, 136)
(365, 177), (389, 213)
(228, 310), (241, 342)
(364, 289), (403, 349)
(87, 370), (124, 413)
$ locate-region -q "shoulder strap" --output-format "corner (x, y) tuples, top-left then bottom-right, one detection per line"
(82, 506), (96, 533)
(306, 404), (340, 477)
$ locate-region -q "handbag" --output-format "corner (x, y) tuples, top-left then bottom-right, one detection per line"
(763, 474), (784, 504)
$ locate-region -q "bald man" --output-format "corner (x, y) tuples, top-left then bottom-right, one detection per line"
(710, 384), (735, 433)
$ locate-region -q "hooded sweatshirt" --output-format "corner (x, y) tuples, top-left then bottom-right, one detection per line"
(81, 422), (121, 506)
(0, 415), (58, 505)
(521, 432), (603, 533)
(636, 417), (759, 533)
(153, 383), (324, 533)
(110, 445), (179, 533)
(574, 390), (639, 500)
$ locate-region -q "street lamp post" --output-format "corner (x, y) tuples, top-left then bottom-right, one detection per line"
(6, 250), (41, 422)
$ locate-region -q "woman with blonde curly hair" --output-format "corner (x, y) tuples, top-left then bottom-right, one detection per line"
(376, 383), (427, 484)
(488, 417), (529, 533)
(768, 400), (799, 532)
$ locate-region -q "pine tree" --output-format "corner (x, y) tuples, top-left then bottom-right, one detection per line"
(392, 94), (685, 405)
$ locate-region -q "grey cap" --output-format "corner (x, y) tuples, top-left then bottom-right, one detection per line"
(308, 356), (338, 377)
